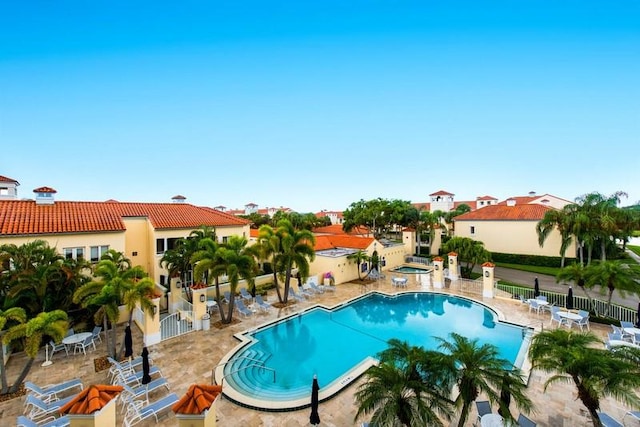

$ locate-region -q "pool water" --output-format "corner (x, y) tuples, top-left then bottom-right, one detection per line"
(220, 292), (530, 410)
(391, 265), (432, 273)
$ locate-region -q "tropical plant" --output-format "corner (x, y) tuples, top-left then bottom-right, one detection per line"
(437, 333), (532, 427)
(354, 339), (455, 427)
(441, 237), (491, 278)
(2, 310), (68, 394)
(529, 329), (640, 427)
(0, 307), (27, 394)
(584, 260), (640, 317)
(537, 208), (574, 268)
(556, 263), (598, 314)
(347, 250), (371, 280)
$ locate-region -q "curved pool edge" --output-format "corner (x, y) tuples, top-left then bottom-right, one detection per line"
(214, 289), (533, 411)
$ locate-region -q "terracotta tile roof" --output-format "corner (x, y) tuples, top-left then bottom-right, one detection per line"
(453, 204), (552, 221)
(412, 202), (431, 211)
(33, 186), (57, 193)
(313, 224), (369, 235)
(315, 210), (343, 218)
(476, 195), (498, 201)
(0, 175), (18, 184)
(172, 384), (222, 415)
(482, 262), (495, 267)
(314, 235), (373, 251)
(59, 384), (123, 415)
(429, 190), (454, 196)
(0, 200), (249, 236)
(496, 196), (538, 205)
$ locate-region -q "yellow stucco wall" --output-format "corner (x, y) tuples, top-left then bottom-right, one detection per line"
(454, 220), (575, 258)
(122, 217), (154, 275)
(0, 232), (126, 259)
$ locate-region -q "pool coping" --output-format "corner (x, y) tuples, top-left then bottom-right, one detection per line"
(214, 289), (533, 411)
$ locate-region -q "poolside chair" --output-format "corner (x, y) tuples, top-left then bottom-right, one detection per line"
(309, 282), (324, 293)
(611, 325), (633, 342)
(573, 311), (590, 331)
(292, 287), (311, 300)
(536, 295), (547, 302)
(222, 291), (231, 304)
(119, 378), (170, 410)
(517, 413), (536, 427)
(235, 299), (254, 317)
(107, 356), (145, 382)
(239, 287), (253, 303)
(73, 335), (96, 355)
(113, 366), (162, 387)
(624, 411), (640, 423)
(596, 411), (624, 427)
(64, 328), (75, 338)
(528, 299), (542, 315)
(91, 325), (102, 345)
(49, 340), (69, 358)
(549, 306), (567, 328)
(24, 395), (76, 420)
(16, 415), (70, 427)
(254, 294), (272, 312)
(302, 282), (321, 295)
(123, 392), (179, 427)
(288, 288), (305, 302)
(24, 378), (83, 402)
(475, 400), (492, 424)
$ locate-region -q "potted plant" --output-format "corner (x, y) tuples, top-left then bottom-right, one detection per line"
(323, 272), (335, 287)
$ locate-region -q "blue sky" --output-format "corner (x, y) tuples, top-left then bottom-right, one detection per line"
(1, 1), (638, 212)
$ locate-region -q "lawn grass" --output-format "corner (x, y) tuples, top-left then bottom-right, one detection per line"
(494, 262), (560, 277)
(628, 245), (640, 257)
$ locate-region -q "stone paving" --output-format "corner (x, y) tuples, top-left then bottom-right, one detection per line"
(2, 276), (639, 427)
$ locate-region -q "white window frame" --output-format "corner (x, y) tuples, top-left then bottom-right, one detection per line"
(64, 247), (84, 260)
(90, 245), (110, 263)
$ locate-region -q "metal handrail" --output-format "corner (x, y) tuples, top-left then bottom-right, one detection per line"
(217, 364), (276, 387)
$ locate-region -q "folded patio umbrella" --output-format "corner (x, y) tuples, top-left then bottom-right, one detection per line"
(566, 287), (574, 310)
(636, 301), (640, 328)
(141, 347), (151, 385)
(534, 277), (540, 297)
(310, 375), (320, 426)
(124, 325), (133, 358)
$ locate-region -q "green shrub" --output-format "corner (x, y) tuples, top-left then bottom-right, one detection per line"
(491, 252), (569, 268)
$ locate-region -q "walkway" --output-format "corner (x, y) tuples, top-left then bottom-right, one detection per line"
(1, 278), (636, 426)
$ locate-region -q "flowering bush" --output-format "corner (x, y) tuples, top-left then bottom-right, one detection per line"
(323, 272), (335, 286)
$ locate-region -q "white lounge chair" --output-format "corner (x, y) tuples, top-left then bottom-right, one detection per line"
(123, 392), (179, 427)
(597, 412), (624, 427)
(254, 295), (272, 312)
(517, 413), (536, 427)
(107, 356), (145, 382)
(16, 415), (70, 427)
(113, 366), (162, 387)
(24, 378), (83, 402)
(235, 299), (254, 317)
(288, 288), (305, 302)
(24, 395), (75, 420)
(119, 378), (171, 410)
(239, 287), (253, 303)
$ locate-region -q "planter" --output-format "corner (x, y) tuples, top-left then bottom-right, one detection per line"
(323, 278), (331, 287)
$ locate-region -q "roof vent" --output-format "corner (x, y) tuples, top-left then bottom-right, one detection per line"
(506, 198), (516, 207)
(33, 186), (57, 205)
(171, 195), (186, 203)
(528, 191), (536, 197)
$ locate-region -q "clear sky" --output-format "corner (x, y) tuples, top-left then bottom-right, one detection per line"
(1, 1), (638, 212)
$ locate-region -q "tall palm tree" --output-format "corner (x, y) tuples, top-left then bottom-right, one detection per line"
(347, 250), (371, 280)
(436, 333), (531, 427)
(0, 307), (27, 394)
(2, 310), (68, 394)
(585, 261), (640, 317)
(529, 329), (640, 427)
(556, 263), (598, 314)
(536, 208), (573, 267)
(73, 278), (120, 358)
(214, 236), (258, 324)
(354, 339), (454, 426)
(119, 276), (157, 356)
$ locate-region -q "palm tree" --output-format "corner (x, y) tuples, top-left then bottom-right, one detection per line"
(73, 278), (120, 358)
(347, 250), (371, 280)
(119, 276), (157, 356)
(529, 329), (640, 426)
(441, 237), (491, 278)
(0, 307), (27, 394)
(2, 310), (68, 394)
(585, 261), (640, 317)
(556, 263), (598, 314)
(437, 333), (532, 427)
(354, 339), (454, 426)
(214, 236), (258, 324)
(536, 208), (573, 267)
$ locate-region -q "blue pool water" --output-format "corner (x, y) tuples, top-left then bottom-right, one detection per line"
(391, 265), (432, 273)
(221, 292), (530, 409)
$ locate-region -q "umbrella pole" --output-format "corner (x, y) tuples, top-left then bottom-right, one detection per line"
(41, 345), (52, 367)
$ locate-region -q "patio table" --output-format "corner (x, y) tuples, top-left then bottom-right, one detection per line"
(481, 413), (504, 427)
(392, 277), (408, 288)
(558, 311), (582, 328)
(62, 332), (93, 354)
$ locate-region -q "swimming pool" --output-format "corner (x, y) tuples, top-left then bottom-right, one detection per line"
(391, 265), (432, 274)
(216, 292), (532, 411)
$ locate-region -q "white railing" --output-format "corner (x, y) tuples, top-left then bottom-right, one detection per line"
(496, 284), (638, 322)
(160, 310), (195, 341)
(449, 278), (484, 295)
(405, 256), (431, 266)
(132, 306), (145, 330)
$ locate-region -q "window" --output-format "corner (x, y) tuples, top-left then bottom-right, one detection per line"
(222, 236), (228, 244)
(64, 247), (84, 260)
(90, 245), (109, 262)
(470, 226), (475, 235)
(156, 239), (166, 254)
(0, 187), (8, 195)
(167, 238), (180, 251)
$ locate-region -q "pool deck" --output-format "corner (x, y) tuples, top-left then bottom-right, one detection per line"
(2, 277), (637, 427)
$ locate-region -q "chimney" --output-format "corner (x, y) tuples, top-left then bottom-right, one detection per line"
(528, 191), (536, 197)
(506, 198), (516, 207)
(33, 186), (57, 205)
(171, 195), (186, 203)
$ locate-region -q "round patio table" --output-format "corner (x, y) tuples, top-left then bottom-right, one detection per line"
(62, 332), (93, 346)
(481, 413), (504, 427)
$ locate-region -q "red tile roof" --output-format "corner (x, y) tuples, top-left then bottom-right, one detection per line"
(496, 196), (538, 206)
(0, 175), (18, 184)
(429, 190), (454, 196)
(172, 384), (222, 415)
(33, 186), (57, 193)
(412, 202), (431, 211)
(453, 204), (552, 221)
(0, 200), (249, 236)
(313, 224), (369, 236)
(476, 195), (498, 201)
(314, 235), (373, 251)
(59, 384), (123, 415)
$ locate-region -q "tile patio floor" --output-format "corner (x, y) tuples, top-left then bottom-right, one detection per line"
(2, 277), (639, 427)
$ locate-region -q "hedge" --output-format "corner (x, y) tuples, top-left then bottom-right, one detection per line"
(490, 252), (571, 268)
